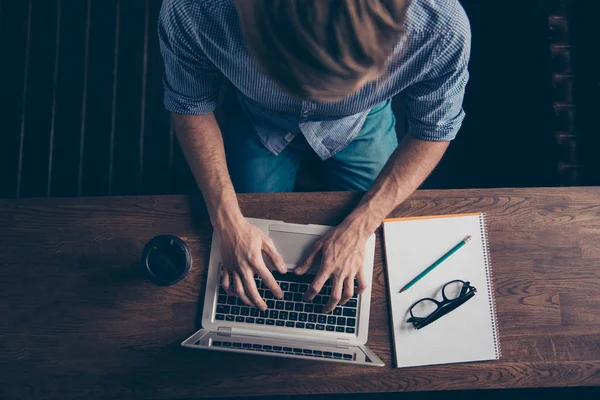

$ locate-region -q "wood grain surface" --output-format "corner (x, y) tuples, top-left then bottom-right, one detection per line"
(1, 188), (599, 399)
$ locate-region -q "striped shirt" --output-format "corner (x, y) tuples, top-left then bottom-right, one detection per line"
(159, 0), (471, 160)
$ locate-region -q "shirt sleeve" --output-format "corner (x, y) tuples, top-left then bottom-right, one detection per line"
(158, 1), (223, 115)
(403, 8), (471, 141)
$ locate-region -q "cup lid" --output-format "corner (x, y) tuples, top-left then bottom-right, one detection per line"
(140, 235), (191, 286)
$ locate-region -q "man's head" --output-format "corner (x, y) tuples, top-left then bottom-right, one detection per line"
(236, 0), (408, 102)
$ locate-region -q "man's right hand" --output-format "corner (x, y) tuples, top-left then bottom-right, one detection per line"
(170, 113), (284, 312)
(217, 220), (286, 311)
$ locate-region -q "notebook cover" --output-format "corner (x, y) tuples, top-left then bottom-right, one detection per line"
(383, 213), (500, 368)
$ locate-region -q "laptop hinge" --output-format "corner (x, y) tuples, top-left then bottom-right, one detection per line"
(336, 338), (350, 349)
(216, 327), (232, 337)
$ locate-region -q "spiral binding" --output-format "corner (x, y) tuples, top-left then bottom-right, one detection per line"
(480, 213), (501, 359)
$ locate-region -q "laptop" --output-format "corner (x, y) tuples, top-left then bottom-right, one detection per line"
(182, 217), (384, 366)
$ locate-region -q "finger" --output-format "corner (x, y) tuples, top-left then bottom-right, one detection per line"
(356, 268), (368, 295)
(339, 276), (354, 305)
(294, 243), (321, 275)
(233, 272), (254, 307)
(304, 270), (330, 302)
(242, 269), (268, 311)
(221, 268), (233, 295)
(252, 258), (283, 299)
(325, 275), (344, 313)
(263, 238), (287, 274)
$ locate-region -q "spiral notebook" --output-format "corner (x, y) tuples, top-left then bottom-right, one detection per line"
(383, 213), (501, 368)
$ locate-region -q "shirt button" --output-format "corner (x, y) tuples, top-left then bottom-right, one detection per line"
(284, 133), (295, 142)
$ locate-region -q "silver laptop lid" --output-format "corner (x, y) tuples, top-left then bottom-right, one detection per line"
(182, 329), (384, 367)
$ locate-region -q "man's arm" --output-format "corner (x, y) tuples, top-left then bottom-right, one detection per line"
(294, 135), (448, 312)
(172, 113), (240, 232)
(172, 113), (285, 311)
(348, 135), (449, 235)
(295, 5), (471, 311)
(160, 3), (285, 311)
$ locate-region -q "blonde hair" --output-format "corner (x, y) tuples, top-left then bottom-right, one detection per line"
(236, 0), (408, 101)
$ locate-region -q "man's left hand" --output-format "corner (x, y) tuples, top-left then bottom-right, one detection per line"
(293, 218), (370, 313)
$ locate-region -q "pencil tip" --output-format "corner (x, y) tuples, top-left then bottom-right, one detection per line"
(465, 235), (472, 243)
(399, 288), (405, 293)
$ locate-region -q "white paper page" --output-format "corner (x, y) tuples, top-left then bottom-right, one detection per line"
(383, 214), (499, 368)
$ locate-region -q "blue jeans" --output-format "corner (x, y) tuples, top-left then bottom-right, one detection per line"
(222, 99), (398, 193)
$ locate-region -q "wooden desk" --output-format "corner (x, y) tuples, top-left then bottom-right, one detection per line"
(1, 188), (599, 399)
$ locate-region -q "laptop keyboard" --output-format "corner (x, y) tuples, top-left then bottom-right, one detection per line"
(215, 272), (358, 334)
(209, 340), (355, 360)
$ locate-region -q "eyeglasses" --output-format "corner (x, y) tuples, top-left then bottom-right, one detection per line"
(407, 280), (477, 330)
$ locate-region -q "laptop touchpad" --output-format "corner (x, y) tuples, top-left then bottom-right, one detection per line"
(268, 230), (321, 269)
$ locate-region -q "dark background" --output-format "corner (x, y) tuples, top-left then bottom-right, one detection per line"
(1, 0), (599, 199)
(0, 0), (598, 398)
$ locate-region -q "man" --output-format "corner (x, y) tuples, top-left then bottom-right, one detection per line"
(159, 0), (471, 313)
